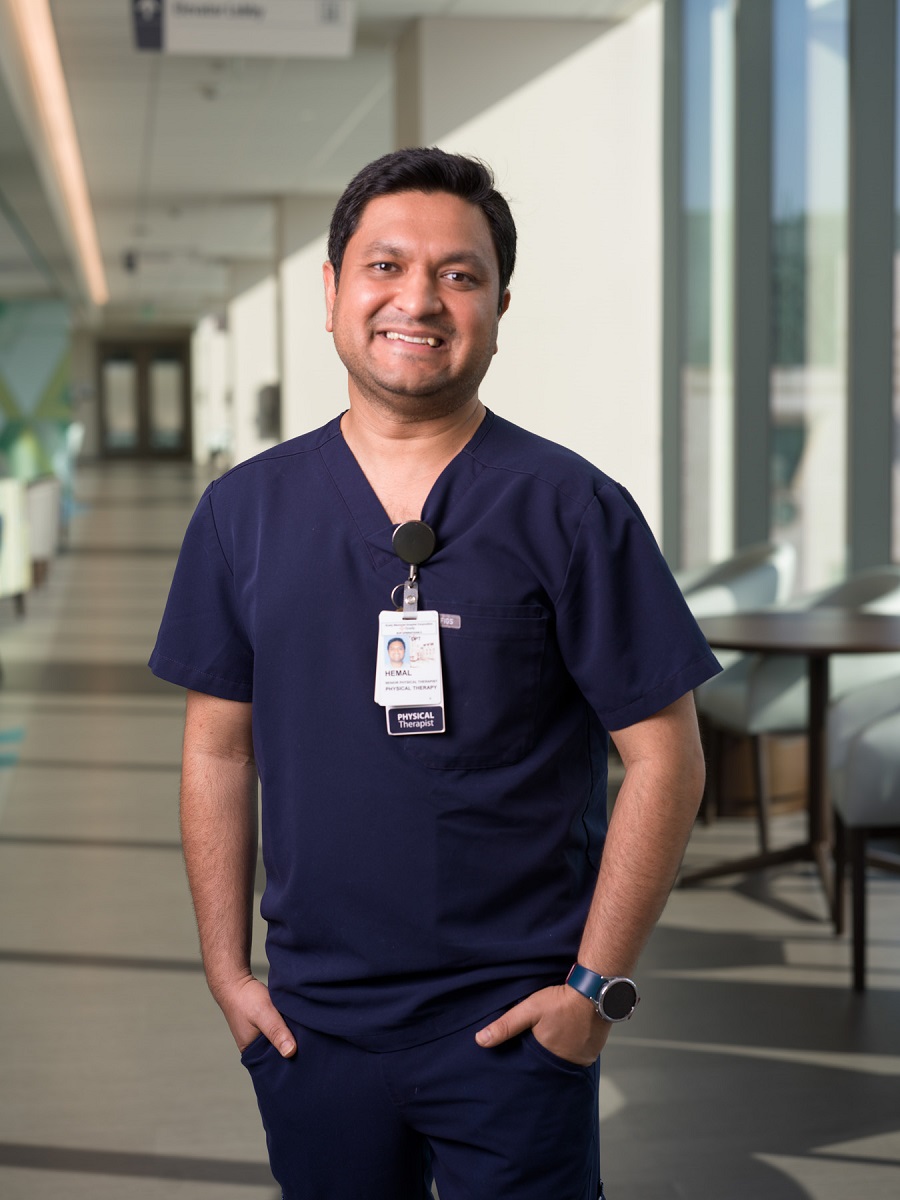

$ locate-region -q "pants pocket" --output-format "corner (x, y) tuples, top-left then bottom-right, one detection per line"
(521, 1029), (595, 1074)
(240, 1031), (277, 1068)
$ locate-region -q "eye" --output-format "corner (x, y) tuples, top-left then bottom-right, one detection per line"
(371, 261), (398, 272)
(444, 270), (476, 286)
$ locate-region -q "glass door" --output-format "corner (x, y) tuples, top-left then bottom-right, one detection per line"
(98, 341), (191, 459)
(101, 356), (140, 452)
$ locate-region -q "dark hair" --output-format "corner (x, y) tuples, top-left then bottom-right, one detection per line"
(327, 147), (516, 311)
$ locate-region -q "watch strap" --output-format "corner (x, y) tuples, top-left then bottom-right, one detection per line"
(566, 963), (609, 1002)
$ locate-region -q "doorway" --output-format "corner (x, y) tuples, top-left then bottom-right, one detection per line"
(97, 340), (192, 459)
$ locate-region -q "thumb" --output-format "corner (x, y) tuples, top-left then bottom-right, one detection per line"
(260, 1006), (297, 1058)
(475, 999), (535, 1049)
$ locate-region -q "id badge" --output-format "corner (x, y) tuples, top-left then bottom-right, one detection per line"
(375, 610), (446, 735)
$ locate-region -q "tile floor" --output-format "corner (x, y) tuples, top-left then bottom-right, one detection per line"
(0, 459), (898, 1199)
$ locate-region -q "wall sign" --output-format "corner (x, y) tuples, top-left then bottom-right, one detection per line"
(131, 0), (356, 58)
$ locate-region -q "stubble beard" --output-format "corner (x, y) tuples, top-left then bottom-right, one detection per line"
(337, 332), (496, 426)
(360, 382), (480, 425)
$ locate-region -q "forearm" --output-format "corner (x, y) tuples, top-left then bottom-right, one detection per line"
(476, 692), (705, 1062)
(180, 694), (258, 1004)
(179, 692), (295, 1057)
(576, 724), (705, 977)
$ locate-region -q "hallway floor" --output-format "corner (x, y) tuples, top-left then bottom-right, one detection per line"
(1, 460), (898, 1199)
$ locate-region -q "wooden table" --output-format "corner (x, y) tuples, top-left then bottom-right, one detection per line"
(682, 610), (900, 910)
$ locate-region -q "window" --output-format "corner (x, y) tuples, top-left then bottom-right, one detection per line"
(681, 0), (736, 569)
(770, 0), (848, 589)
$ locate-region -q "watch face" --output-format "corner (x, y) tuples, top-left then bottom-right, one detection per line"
(601, 979), (638, 1021)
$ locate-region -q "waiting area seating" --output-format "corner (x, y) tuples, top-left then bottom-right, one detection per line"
(677, 549), (900, 990)
(0, 478), (31, 614)
(676, 540), (796, 617)
(0, 422), (79, 614)
(693, 565), (900, 852)
(828, 674), (900, 991)
(25, 475), (62, 587)
(675, 542), (796, 845)
(0, 475), (67, 614)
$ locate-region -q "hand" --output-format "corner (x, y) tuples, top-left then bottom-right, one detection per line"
(215, 974), (297, 1057)
(475, 984), (611, 1066)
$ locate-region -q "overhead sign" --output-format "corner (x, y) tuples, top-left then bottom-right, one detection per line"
(131, 0), (356, 58)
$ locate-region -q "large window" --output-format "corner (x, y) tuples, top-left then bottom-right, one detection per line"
(771, 0), (848, 591)
(681, 0), (735, 570)
(674, 0), (896, 582)
(894, 0), (900, 563)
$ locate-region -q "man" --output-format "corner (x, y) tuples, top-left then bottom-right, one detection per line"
(386, 636), (407, 665)
(151, 147), (719, 1199)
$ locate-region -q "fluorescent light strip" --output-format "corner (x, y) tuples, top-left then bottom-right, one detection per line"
(8, 0), (108, 306)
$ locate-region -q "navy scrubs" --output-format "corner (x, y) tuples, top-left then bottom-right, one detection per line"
(150, 410), (719, 1195)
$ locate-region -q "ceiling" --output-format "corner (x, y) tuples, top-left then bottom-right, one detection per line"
(0, 0), (649, 328)
(0, 67), (79, 300)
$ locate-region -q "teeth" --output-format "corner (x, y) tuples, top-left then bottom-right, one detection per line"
(384, 331), (441, 347)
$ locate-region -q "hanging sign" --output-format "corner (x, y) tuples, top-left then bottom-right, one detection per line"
(131, 0), (356, 59)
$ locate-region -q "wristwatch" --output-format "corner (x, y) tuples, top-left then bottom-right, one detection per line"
(566, 964), (640, 1022)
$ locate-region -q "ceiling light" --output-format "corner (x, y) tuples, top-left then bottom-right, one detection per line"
(7, 0), (108, 306)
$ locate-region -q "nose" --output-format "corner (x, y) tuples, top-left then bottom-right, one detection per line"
(394, 266), (443, 318)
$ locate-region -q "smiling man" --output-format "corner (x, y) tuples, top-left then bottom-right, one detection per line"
(325, 187), (508, 425)
(150, 148), (720, 1200)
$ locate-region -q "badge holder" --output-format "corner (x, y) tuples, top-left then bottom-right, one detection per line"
(375, 521), (446, 735)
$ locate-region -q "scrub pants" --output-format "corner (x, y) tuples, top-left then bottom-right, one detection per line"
(240, 1011), (604, 1200)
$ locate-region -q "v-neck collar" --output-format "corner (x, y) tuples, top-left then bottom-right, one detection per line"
(317, 409), (494, 570)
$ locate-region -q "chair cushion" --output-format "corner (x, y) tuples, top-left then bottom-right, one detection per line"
(832, 708), (900, 828)
(696, 651), (900, 735)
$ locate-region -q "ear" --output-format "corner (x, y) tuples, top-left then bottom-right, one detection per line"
(492, 289), (511, 355)
(323, 261), (337, 332)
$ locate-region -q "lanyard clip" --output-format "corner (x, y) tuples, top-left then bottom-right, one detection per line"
(402, 564), (419, 616)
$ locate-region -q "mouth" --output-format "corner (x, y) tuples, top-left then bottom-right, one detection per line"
(381, 330), (445, 349)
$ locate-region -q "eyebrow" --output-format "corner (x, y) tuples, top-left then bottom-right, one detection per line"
(361, 240), (492, 274)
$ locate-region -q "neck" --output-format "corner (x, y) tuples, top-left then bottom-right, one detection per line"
(340, 397), (485, 523)
(342, 392), (485, 449)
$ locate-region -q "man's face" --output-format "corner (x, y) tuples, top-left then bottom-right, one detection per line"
(388, 640), (405, 663)
(324, 190), (510, 420)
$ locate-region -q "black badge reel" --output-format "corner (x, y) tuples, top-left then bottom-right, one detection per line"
(390, 521), (436, 614)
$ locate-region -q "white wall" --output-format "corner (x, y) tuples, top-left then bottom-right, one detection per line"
(419, 8), (664, 527)
(228, 269), (278, 465)
(280, 196), (346, 438)
(396, 18), (615, 149)
(191, 315), (230, 465)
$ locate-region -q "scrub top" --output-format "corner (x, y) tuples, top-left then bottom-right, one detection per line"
(150, 410), (720, 1050)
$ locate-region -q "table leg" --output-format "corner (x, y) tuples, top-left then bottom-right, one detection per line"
(807, 654), (835, 914)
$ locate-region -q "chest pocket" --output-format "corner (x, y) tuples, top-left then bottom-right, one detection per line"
(404, 603), (548, 770)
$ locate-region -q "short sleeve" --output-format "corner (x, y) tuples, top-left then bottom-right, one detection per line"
(148, 485), (254, 701)
(555, 483), (720, 730)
